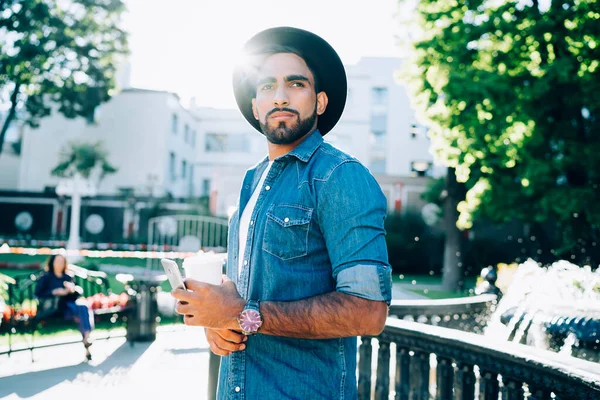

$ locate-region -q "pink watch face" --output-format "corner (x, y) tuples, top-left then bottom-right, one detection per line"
(240, 309), (262, 333)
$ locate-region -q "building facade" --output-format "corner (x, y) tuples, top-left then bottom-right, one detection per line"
(7, 57), (443, 220)
(17, 88), (200, 199)
(191, 57), (443, 216)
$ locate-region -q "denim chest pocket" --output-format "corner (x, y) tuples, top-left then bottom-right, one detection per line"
(262, 204), (313, 261)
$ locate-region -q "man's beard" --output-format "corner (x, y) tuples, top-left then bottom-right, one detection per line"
(259, 104), (317, 145)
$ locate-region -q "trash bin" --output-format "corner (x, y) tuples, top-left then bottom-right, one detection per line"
(126, 279), (161, 342)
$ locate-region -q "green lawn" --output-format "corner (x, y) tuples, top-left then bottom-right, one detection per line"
(393, 274), (443, 285)
(392, 273), (477, 288)
(2, 254), (480, 298)
(392, 273), (478, 299)
(407, 288), (474, 299)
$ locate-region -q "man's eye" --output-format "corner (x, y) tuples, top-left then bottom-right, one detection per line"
(261, 84), (273, 90)
(291, 82), (305, 87)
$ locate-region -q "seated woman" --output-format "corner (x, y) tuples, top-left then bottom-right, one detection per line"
(34, 254), (95, 361)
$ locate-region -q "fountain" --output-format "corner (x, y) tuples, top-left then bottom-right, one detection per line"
(354, 259), (600, 399)
(484, 259), (600, 362)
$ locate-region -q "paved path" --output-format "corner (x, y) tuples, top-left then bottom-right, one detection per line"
(0, 326), (212, 400)
(0, 283), (427, 400)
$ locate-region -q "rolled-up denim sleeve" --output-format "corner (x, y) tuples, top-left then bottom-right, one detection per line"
(317, 161), (392, 305)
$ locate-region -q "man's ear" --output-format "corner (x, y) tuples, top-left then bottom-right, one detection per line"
(316, 92), (328, 116)
(252, 98), (259, 120)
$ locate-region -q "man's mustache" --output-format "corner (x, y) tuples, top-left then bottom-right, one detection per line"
(266, 108), (299, 118)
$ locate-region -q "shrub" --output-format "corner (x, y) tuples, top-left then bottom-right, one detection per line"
(385, 211), (444, 275)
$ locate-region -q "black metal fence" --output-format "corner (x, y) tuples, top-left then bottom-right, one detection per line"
(0, 265), (130, 359)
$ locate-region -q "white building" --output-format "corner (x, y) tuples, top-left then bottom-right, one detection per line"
(10, 57), (443, 217)
(344, 57), (436, 177)
(17, 88), (200, 199)
(192, 57), (443, 216)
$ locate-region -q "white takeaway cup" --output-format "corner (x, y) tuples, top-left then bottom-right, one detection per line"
(182, 253), (225, 286)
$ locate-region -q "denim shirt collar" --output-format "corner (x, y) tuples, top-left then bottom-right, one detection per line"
(280, 129), (324, 163)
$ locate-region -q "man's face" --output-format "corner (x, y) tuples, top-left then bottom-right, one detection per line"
(252, 53), (328, 145)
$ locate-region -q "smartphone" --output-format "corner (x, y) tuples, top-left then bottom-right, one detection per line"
(161, 258), (186, 290)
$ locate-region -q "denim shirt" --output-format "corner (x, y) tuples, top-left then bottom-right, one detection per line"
(218, 129), (392, 400)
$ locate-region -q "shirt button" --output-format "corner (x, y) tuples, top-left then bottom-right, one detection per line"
(243, 260), (248, 266)
(265, 185), (271, 191)
(235, 387), (241, 393)
(250, 220), (254, 226)
(284, 217), (290, 223)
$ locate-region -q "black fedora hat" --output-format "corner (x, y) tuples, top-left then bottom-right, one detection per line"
(232, 27), (347, 136)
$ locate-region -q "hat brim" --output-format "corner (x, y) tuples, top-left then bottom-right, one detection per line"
(232, 27), (347, 136)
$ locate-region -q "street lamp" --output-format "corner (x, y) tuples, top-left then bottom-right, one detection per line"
(56, 171), (99, 260)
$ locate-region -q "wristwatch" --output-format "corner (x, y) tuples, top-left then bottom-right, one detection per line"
(237, 300), (263, 335)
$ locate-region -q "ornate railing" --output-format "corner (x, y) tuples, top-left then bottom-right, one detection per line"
(358, 318), (600, 400)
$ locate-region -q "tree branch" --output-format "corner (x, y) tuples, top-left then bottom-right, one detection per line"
(0, 81), (21, 157)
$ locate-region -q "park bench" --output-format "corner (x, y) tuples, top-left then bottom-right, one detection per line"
(0, 264), (135, 359)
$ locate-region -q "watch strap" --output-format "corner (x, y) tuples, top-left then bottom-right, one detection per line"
(245, 299), (260, 311)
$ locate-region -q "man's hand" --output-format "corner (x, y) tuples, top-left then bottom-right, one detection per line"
(172, 277), (245, 330)
(205, 328), (247, 356)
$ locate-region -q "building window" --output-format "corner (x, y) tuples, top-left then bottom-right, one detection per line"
(371, 87), (388, 106)
(206, 133), (227, 152)
(184, 124), (190, 143)
(371, 130), (386, 150)
(370, 114), (387, 133)
(229, 134), (250, 152)
(169, 152), (177, 180)
(370, 157), (386, 174)
(182, 160), (187, 179)
(172, 114), (178, 134)
(411, 161), (432, 177)
(205, 133), (250, 152)
(202, 179), (211, 196)
(188, 165), (195, 197)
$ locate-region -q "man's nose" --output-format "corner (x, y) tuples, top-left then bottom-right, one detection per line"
(273, 85), (289, 107)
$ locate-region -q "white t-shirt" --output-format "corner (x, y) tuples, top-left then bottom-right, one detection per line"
(238, 161), (273, 278)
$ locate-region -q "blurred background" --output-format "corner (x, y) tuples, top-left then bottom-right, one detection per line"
(0, 1), (599, 396)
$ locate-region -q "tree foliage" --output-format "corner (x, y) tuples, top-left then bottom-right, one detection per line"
(51, 140), (117, 179)
(401, 0), (600, 257)
(0, 0), (128, 155)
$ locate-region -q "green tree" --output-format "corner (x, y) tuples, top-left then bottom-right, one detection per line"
(400, 0), (600, 264)
(51, 140), (117, 179)
(0, 0), (128, 156)
(420, 170), (467, 290)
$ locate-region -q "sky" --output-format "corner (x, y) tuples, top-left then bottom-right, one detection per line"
(121, 0), (403, 109)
